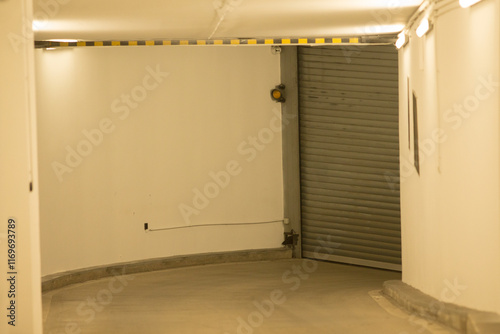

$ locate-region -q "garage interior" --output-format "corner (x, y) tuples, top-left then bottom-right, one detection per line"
(1, 0), (500, 333)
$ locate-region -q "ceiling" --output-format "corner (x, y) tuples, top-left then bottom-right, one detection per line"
(33, 0), (424, 41)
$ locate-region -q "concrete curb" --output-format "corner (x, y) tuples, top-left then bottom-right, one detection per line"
(42, 247), (293, 292)
(382, 280), (500, 334)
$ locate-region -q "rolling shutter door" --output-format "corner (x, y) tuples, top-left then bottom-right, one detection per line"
(298, 45), (401, 271)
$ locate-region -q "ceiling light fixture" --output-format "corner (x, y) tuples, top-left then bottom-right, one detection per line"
(459, 0), (483, 8)
(416, 17), (431, 37)
(395, 31), (408, 49)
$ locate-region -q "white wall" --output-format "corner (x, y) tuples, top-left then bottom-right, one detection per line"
(0, 0), (43, 333)
(399, 0), (500, 313)
(36, 46), (284, 277)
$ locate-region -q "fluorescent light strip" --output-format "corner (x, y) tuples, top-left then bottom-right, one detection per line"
(395, 32), (407, 49)
(416, 18), (430, 37)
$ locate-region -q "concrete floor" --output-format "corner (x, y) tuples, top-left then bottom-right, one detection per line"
(43, 259), (458, 334)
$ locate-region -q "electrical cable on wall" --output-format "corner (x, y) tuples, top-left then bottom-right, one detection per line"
(147, 220), (284, 232)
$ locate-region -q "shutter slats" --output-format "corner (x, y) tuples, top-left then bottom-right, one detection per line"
(300, 113), (398, 129)
(301, 161), (399, 181)
(303, 243), (401, 264)
(301, 133), (399, 149)
(302, 179), (399, 199)
(302, 200), (401, 224)
(301, 145), (399, 164)
(299, 54), (398, 70)
(300, 151), (399, 170)
(302, 185), (400, 205)
(302, 210), (400, 231)
(301, 127), (397, 144)
(301, 121), (398, 138)
(301, 80), (398, 95)
(301, 140), (399, 159)
(301, 100), (398, 116)
(300, 93), (399, 110)
(298, 62), (398, 76)
(300, 46), (400, 58)
(302, 212), (401, 234)
(299, 45), (401, 270)
(300, 87), (398, 103)
(302, 230), (401, 252)
(302, 192), (400, 212)
(302, 197), (400, 220)
(299, 73), (398, 88)
(300, 67), (398, 82)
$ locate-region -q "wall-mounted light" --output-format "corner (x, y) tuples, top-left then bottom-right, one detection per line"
(395, 31), (408, 49)
(416, 17), (431, 38)
(270, 84), (286, 103)
(459, 0), (483, 8)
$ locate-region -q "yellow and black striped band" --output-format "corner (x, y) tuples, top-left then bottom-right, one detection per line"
(34, 36), (394, 49)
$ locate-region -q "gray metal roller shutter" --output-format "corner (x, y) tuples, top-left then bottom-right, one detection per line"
(298, 45), (401, 271)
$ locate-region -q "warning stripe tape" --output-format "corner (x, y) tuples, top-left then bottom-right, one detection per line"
(34, 37), (379, 49)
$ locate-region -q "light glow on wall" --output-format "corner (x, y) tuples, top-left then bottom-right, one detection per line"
(459, 0), (483, 8)
(32, 20), (41, 31)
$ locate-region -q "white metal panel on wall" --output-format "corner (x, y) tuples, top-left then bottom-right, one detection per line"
(298, 45), (401, 271)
